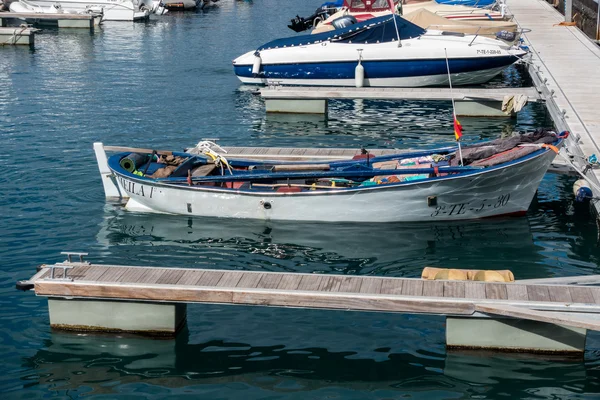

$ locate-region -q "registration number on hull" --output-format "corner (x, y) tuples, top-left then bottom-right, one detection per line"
(119, 177), (154, 199)
(430, 193), (511, 217)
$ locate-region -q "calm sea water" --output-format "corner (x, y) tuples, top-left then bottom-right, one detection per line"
(1, 1), (600, 398)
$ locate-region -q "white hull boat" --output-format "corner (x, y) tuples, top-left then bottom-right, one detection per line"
(9, 0), (104, 24)
(233, 15), (526, 87)
(19, 0), (164, 21)
(95, 130), (567, 223)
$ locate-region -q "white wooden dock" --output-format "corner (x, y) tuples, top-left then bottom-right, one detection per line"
(18, 256), (600, 354)
(259, 87), (540, 102)
(0, 12), (101, 30)
(259, 86), (540, 117)
(0, 26), (37, 46)
(509, 0), (600, 209)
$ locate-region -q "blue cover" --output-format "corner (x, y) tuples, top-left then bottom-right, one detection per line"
(434, 0), (496, 7)
(257, 15), (426, 51)
(322, 0), (344, 7)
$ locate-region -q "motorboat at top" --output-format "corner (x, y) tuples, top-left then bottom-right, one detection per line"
(300, 0), (508, 34)
(403, 8), (519, 43)
(401, 0), (508, 21)
(434, 0), (498, 7)
(233, 14), (527, 87)
(15, 0), (167, 21)
(160, 0), (218, 12)
(96, 129), (567, 223)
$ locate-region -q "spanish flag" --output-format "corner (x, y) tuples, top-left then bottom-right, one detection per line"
(453, 117), (463, 141)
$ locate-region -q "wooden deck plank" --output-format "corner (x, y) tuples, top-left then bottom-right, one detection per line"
(380, 278), (404, 295)
(177, 270), (203, 286)
(136, 268), (168, 284)
(99, 267), (129, 283)
(69, 265), (92, 280)
(359, 277), (383, 294)
(236, 272), (264, 289)
(216, 271), (244, 288)
(277, 274), (303, 290)
(423, 280), (444, 297)
(401, 280), (423, 296)
(548, 285), (573, 303)
(318, 276), (343, 292)
(506, 284), (530, 301)
(157, 269), (186, 285)
(297, 275), (323, 291)
(443, 281), (465, 298)
(337, 276), (363, 293)
(118, 267), (149, 284)
(527, 285), (551, 302)
(592, 287), (600, 304)
(256, 274), (283, 289)
(80, 266), (110, 282)
(485, 283), (508, 300)
(464, 282), (486, 299)
(569, 287), (595, 305)
(196, 270), (225, 287)
(475, 303), (600, 331)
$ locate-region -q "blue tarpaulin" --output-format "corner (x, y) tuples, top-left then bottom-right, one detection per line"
(257, 14), (426, 51)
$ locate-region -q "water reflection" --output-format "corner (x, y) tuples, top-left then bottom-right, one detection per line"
(22, 326), (600, 398)
(95, 204), (547, 278)
(235, 88), (551, 149)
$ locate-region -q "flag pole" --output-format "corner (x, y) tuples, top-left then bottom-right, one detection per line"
(444, 48), (464, 167)
(389, 0), (401, 45)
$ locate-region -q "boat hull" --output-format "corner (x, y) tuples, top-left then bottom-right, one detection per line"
(233, 37), (525, 87)
(235, 65), (510, 87)
(112, 149), (555, 223)
(22, 0), (150, 21)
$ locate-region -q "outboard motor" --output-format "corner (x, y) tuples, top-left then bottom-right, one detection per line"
(288, 3), (339, 32)
(331, 15), (358, 30)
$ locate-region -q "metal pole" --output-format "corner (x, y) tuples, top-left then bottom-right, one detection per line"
(596, 0), (600, 41)
(565, 0), (573, 23)
(444, 48), (464, 167)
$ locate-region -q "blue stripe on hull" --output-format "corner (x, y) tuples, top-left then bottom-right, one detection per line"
(234, 56), (519, 80)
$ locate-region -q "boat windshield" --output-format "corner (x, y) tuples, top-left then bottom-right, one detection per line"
(345, 0), (398, 12)
(257, 14), (425, 51)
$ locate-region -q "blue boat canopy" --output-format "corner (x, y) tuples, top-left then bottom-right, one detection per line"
(257, 15), (426, 51)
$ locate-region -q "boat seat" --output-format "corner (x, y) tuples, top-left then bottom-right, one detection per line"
(191, 164), (217, 177)
(170, 157), (202, 178)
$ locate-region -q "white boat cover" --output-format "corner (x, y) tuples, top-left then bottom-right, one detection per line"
(403, 8), (517, 35)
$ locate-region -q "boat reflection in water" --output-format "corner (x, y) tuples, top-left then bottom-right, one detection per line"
(96, 204), (547, 279)
(23, 326), (598, 397)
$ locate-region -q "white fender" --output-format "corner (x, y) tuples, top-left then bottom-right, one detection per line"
(355, 60), (364, 88)
(252, 53), (262, 76)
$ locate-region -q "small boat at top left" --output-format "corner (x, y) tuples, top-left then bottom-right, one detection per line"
(9, 0), (104, 25)
(9, 0), (167, 21)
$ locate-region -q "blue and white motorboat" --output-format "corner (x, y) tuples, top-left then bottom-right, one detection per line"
(233, 14), (526, 87)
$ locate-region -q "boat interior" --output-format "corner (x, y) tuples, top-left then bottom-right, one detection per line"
(109, 130), (562, 193)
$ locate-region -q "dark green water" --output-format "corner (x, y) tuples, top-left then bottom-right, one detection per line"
(2, 1), (600, 398)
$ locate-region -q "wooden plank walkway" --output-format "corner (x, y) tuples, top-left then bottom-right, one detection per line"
(24, 263), (600, 330)
(259, 86), (541, 102)
(509, 0), (600, 201)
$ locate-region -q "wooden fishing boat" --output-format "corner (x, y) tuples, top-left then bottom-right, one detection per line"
(96, 130), (567, 223)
